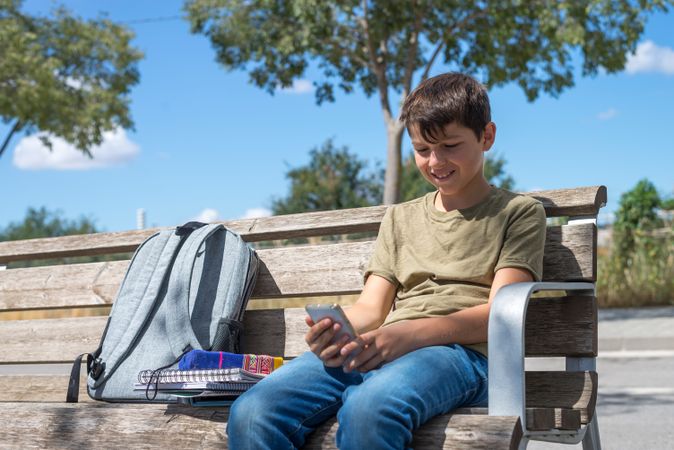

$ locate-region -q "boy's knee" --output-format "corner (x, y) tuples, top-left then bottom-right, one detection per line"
(337, 388), (415, 449)
(227, 390), (277, 443)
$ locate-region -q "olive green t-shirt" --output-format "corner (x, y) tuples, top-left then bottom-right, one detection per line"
(364, 187), (546, 357)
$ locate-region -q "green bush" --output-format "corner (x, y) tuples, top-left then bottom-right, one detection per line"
(597, 230), (674, 307)
(597, 179), (674, 307)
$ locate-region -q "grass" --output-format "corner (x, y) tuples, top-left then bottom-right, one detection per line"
(597, 229), (674, 308)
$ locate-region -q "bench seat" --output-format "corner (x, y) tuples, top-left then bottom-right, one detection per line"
(0, 186), (607, 449)
(0, 403), (522, 449)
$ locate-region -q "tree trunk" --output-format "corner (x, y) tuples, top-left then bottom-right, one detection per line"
(383, 122), (405, 204)
(0, 120), (22, 159)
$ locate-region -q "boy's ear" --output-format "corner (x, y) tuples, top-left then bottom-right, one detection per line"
(482, 122), (496, 151)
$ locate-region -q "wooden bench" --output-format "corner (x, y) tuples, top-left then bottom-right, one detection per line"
(0, 185), (606, 449)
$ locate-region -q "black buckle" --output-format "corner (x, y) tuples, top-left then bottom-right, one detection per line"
(175, 221), (207, 236)
(90, 358), (105, 380)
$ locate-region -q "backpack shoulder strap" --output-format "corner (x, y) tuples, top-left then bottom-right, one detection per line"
(165, 223), (225, 358)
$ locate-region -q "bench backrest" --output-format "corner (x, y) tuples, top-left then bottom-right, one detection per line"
(0, 186), (606, 431)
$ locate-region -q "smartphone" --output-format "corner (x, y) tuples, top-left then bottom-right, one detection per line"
(305, 303), (360, 353)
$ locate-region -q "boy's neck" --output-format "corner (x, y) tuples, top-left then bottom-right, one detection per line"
(434, 178), (493, 213)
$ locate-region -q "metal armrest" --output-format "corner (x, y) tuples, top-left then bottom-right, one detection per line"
(487, 281), (595, 427)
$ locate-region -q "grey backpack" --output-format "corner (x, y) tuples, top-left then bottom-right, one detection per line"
(66, 222), (259, 403)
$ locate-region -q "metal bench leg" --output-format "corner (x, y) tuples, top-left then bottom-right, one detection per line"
(582, 414), (601, 450)
(518, 437), (529, 450)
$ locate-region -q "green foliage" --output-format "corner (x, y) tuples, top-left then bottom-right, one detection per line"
(597, 179), (674, 307)
(484, 153), (515, 191)
(0, 206), (98, 241)
(0, 0), (143, 157)
(400, 150), (514, 202)
(0, 207), (129, 268)
(184, 0), (668, 202)
(271, 139), (383, 214)
(612, 179), (663, 263)
(184, 0), (669, 103)
(661, 196), (674, 211)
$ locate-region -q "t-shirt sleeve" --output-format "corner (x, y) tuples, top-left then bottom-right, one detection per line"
(494, 200), (547, 281)
(363, 208), (399, 287)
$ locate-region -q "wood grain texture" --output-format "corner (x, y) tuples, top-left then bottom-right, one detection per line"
(525, 296), (598, 357)
(0, 260), (128, 310)
(0, 186), (606, 263)
(527, 185), (606, 217)
(542, 224), (597, 282)
(0, 402), (521, 449)
(526, 371), (598, 424)
(0, 372), (589, 433)
(0, 224), (596, 312)
(525, 408), (582, 431)
(0, 316), (108, 363)
(0, 305), (599, 362)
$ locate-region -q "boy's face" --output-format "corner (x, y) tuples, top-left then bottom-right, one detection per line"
(410, 121), (496, 200)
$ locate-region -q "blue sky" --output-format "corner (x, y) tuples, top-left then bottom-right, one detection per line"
(2, 1), (673, 232)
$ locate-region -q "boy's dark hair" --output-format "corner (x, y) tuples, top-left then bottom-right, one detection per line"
(400, 72), (491, 142)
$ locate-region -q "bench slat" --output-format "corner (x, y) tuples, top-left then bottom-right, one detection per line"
(0, 305), (597, 362)
(0, 371), (595, 428)
(0, 186), (606, 264)
(0, 367), (597, 428)
(527, 371), (597, 424)
(0, 402), (522, 449)
(526, 407), (581, 431)
(526, 296), (597, 357)
(0, 224), (596, 312)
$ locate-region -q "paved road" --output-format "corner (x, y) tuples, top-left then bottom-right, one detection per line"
(530, 351), (674, 449)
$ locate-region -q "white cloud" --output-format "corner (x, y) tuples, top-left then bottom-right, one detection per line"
(626, 40), (674, 75)
(13, 128), (139, 170)
(597, 108), (618, 121)
(242, 207), (272, 219)
(279, 79), (314, 94)
(193, 208), (220, 223)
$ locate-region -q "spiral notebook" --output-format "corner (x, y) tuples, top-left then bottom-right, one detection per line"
(137, 367), (265, 385)
(133, 381), (255, 392)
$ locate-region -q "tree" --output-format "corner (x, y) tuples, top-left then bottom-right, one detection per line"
(0, 207), (101, 267)
(612, 178), (663, 263)
(400, 151), (514, 201)
(598, 179), (674, 307)
(271, 139), (383, 214)
(0, 206), (98, 241)
(0, 0), (143, 159)
(184, 0), (669, 204)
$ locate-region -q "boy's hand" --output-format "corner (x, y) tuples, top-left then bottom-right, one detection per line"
(304, 315), (353, 367)
(340, 321), (417, 373)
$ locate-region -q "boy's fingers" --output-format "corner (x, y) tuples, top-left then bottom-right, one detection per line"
(309, 327), (335, 353)
(358, 354), (384, 372)
(343, 343), (375, 373)
(340, 340), (361, 357)
(320, 335), (349, 361)
(304, 318), (334, 345)
(323, 354), (346, 367)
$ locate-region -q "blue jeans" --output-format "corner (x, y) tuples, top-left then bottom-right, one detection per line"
(227, 344), (488, 450)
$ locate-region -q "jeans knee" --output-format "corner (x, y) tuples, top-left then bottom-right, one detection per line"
(337, 389), (414, 449)
(227, 390), (280, 448)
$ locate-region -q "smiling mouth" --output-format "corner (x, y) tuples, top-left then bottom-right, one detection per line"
(431, 170), (455, 180)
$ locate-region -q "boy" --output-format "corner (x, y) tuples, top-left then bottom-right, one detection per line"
(227, 72), (546, 449)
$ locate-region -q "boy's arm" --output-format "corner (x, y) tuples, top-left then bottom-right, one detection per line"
(304, 274), (396, 367)
(345, 274), (397, 334)
(410, 266), (534, 347)
(342, 267), (533, 373)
